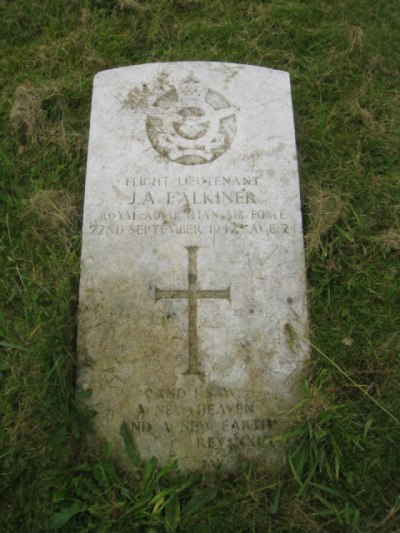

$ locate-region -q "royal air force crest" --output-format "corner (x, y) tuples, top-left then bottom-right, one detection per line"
(145, 79), (238, 165)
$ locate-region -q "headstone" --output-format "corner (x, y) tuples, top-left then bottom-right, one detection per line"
(77, 62), (308, 472)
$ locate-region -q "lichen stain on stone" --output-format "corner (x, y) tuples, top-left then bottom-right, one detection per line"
(156, 70), (172, 90)
(123, 84), (150, 111)
(123, 71), (173, 112)
(78, 276), (183, 377)
(77, 267), (292, 471)
(265, 140), (286, 156)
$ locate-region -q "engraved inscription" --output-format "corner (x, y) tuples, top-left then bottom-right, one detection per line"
(128, 385), (280, 459)
(87, 173), (295, 239)
(155, 246), (230, 375)
(146, 77), (237, 165)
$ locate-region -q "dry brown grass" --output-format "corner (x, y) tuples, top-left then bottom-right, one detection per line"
(302, 385), (331, 423)
(372, 229), (400, 251)
(305, 185), (348, 256)
(10, 83), (69, 151)
(347, 25), (364, 52)
(117, 0), (144, 11)
(21, 189), (80, 245)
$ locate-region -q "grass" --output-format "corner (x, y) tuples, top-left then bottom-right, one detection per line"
(1, 0), (399, 530)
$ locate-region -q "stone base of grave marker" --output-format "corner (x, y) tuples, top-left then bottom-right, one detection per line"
(77, 62), (309, 472)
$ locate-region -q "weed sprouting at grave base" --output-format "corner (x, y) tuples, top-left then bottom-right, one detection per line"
(1, 0), (400, 531)
(46, 422), (241, 531)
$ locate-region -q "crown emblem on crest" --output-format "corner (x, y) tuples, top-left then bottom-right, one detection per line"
(146, 78), (238, 165)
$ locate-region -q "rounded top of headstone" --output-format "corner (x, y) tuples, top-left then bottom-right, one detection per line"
(93, 61), (290, 84)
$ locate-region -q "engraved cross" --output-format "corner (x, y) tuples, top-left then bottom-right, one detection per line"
(155, 246), (230, 376)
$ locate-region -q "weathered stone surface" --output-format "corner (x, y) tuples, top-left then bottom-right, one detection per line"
(77, 62), (308, 472)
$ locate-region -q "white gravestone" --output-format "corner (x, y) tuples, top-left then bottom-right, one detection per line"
(77, 62), (308, 472)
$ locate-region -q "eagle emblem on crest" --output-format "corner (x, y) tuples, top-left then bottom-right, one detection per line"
(146, 78), (238, 165)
